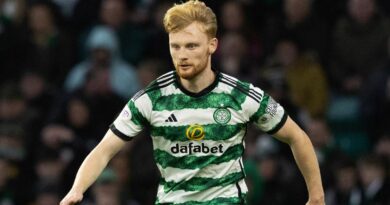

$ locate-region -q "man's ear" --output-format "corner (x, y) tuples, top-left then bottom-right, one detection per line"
(208, 38), (218, 54)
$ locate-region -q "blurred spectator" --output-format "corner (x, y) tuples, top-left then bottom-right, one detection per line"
(78, 0), (149, 65)
(128, 131), (159, 205)
(86, 168), (123, 205)
(357, 155), (389, 204)
(216, 32), (257, 82)
(51, 0), (79, 19)
(263, 0), (329, 63)
(137, 59), (167, 87)
(0, 0), (26, 25)
(256, 153), (306, 205)
(21, 1), (76, 87)
(70, 0), (102, 33)
(329, 0), (390, 92)
(0, 84), (41, 139)
(262, 38), (329, 118)
(219, 0), (263, 61)
(19, 70), (57, 123)
(307, 118), (337, 166)
(38, 122), (87, 186)
(0, 0), (26, 82)
(243, 159), (263, 205)
(144, 1), (172, 65)
(257, 62), (306, 128)
(0, 84), (27, 123)
(99, 0), (149, 59)
(361, 37), (390, 140)
(374, 135), (390, 161)
(39, 121), (94, 190)
(109, 151), (134, 203)
(0, 157), (15, 205)
(306, 118), (347, 189)
(33, 185), (60, 205)
(45, 95), (103, 148)
(65, 26), (140, 99)
(0, 124), (25, 163)
(34, 152), (65, 190)
(325, 161), (363, 205)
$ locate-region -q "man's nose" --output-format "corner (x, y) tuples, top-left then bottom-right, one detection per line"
(177, 50), (189, 60)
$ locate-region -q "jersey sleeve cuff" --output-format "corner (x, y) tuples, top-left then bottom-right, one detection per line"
(266, 112), (288, 135)
(109, 124), (132, 141)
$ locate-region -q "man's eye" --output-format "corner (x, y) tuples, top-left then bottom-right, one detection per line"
(171, 45), (180, 49)
(187, 44), (198, 49)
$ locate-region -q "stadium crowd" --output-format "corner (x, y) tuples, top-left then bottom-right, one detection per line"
(0, 0), (389, 204)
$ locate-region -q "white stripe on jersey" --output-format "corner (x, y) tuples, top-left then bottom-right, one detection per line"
(212, 81), (235, 94)
(240, 86), (263, 121)
(157, 160), (242, 183)
(160, 84), (182, 96)
(134, 93), (153, 122)
(113, 105), (142, 138)
(151, 108), (246, 126)
(156, 71), (175, 82)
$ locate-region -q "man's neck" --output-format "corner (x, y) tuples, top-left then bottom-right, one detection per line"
(179, 67), (216, 93)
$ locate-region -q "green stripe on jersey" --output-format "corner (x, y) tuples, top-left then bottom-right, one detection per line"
(220, 78), (259, 109)
(156, 196), (245, 205)
(127, 100), (148, 126)
(147, 87), (163, 104)
(161, 172), (244, 192)
(249, 94), (270, 122)
(151, 124), (245, 142)
(154, 144), (244, 169)
(153, 93), (242, 111)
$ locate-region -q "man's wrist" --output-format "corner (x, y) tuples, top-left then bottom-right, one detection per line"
(70, 187), (84, 194)
(308, 194), (325, 203)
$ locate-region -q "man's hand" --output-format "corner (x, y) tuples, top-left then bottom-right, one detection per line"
(60, 191), (83, 205)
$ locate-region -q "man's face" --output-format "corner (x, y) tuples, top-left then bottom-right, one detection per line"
(169, 22), (217, 80)
(348, 0), (375, 24)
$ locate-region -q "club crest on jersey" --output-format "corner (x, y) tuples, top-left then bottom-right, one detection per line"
(213, 108), (231, 124)
(186, 124), (205, 141)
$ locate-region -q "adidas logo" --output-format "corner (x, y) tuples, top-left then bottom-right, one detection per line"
(165, 113), (178, 122)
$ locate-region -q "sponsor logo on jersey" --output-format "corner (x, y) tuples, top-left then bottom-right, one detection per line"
(186, 124), (205, 141)
(170, 124), (224, 154)
(171, 142), (223, 154)
(213, 108), (231, 124)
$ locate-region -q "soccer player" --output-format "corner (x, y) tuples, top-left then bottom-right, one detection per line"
(60, 1), (325, 204)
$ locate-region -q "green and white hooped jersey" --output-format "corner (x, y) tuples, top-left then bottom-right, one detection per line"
(110, 71), (287, 205)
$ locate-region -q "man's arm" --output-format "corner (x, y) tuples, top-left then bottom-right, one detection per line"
(273, 116), (325, 205)
(60, 130), (127, 205)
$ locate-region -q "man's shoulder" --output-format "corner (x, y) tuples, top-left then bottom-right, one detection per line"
(219, 72), (256, 89)
(218, 72), (264, 103)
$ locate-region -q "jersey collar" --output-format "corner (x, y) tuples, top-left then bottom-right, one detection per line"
(175, 70), (220, 98)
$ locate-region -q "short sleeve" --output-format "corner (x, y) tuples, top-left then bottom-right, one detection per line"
(250, 92), (288, 134)
(110, 91), (151, 141)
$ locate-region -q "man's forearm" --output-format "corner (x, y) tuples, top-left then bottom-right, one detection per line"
(68, 130), (126, 194)
(70, 147), (112, 193)
(290, 129), (324, 201)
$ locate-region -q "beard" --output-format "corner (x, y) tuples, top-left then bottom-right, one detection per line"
(175, 57), (209, 80)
